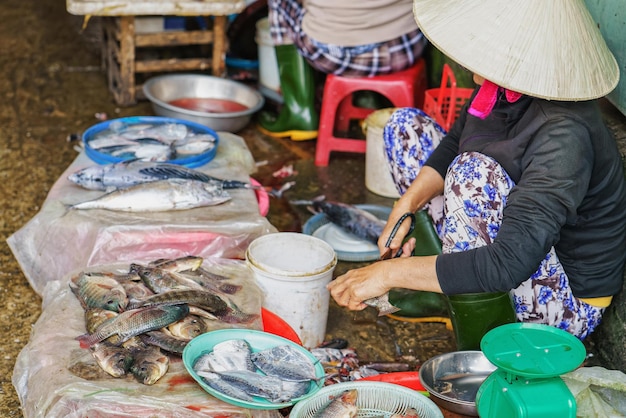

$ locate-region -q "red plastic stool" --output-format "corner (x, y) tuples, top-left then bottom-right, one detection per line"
(314, 59), (427, 167)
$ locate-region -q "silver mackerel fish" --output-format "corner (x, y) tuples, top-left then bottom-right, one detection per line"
(69, 178), (231, 212)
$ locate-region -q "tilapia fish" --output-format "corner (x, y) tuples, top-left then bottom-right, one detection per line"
(128, 344), (170, 385)
(70, 272), (128, 312)
(294, 197), (385, 244)
(90, 342), (133, 378)
(69, 178), (231, 212)
(68, 160), (255, 191)
(75, 304), (190, 348)
(317, 389), (358, 418)
(127, 288), (258, 324)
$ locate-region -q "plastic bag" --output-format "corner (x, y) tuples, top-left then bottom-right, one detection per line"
(12, 258), (282, 418)
(7, 132), (277, 296)
(563, 366), (626, 417)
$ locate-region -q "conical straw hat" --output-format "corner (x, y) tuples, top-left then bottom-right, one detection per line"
(413, 0), (619, 101)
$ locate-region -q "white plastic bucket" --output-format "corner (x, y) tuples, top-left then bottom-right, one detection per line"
(246, 232), (337, 348)
(255, 17), (281, 92)
(364, 108), (401, 198)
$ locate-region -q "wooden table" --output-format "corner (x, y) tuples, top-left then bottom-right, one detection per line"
(66, 0), (246, 105)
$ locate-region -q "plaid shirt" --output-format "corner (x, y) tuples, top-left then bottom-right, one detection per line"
(268, 0), (427, 77)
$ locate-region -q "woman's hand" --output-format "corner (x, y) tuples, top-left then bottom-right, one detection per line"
(327, 261), (392, 311)
(327, 254), (443, 312)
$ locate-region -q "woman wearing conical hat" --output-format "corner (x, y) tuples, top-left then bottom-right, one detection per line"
(328, 0), (626, 340)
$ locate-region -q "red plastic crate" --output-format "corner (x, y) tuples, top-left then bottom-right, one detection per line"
(423, 63), (474, 131)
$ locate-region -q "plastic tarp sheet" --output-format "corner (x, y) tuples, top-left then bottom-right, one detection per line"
(7, 132), (278, 296)
(563, 366), (626, 417)
(12, 259), (282, 418)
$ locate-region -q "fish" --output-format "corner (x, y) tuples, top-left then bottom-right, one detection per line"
(140, 330), (189, 355)
(84, 308), (119, 333)
(101, 142), (175, 162)
(176, 267), (243, 295)
(194, 339), (255, 373)
(90, 342), (133, 378)
(70, 272), (128, 312)
(149, 255), (204, 272)
(317, 389), (359, 418)
(196, 370), (255, 402)
(128, 343), (170, 385)
(166, 314), (207, 340)
(207, 369), (286, 402)
(250, 344), (319, 382)
(68, 160), (256, 191)
(130, 264), (196, 294)
(293, 197), (385, 244)
(75, 304), (190, 348)
(126, 288), (258, 324)
(363, 293), (401, 316)
(391, 408), (420, 418)
(69, 178), (231, 212)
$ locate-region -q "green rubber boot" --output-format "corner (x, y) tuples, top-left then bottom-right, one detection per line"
(387, 210), (451, 328)
(258, 44), (319, 141)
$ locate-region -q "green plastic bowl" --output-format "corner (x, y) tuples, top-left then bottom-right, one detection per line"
(182, 329), (325, 410)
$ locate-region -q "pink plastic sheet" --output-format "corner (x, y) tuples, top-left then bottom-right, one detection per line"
(7, 132), (277, 296)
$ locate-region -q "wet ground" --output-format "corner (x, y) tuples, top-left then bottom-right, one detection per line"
(0, 0), (625, 416)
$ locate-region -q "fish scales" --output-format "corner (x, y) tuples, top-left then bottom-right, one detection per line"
(75, 304), (190, 348)
(250, 345), (318, 382)
(140, 330), (189, 354)
(71, 273), (128, 312)
(68, 160), (254, 191)
(127, 288), (229, 314)
(211, 370), (285, 401)
(69, 178), (231, 212)
(197, 371), (255, 402)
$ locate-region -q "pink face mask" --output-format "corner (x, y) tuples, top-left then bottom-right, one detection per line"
(468, 79), (522, 119)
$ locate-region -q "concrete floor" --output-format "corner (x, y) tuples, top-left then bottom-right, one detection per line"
(1, 0), (625, 416)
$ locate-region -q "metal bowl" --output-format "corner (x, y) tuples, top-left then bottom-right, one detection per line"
(419, 351), (497, 416)
(143, 74), (264, 132)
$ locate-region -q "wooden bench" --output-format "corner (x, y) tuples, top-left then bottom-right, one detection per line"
(66, 0), (246, 106)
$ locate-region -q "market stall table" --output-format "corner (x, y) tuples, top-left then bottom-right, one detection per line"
(66, 0), (246, 105)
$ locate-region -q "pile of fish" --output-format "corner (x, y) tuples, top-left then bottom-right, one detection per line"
(70, 255), (260, 385)
(192, 339), (320, 403)
(86, 121), (216, 162)
(315, 389), (421, 418)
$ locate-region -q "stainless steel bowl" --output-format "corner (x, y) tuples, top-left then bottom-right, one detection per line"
(419, 351), (497, 416)
(143, 74), (264, 132)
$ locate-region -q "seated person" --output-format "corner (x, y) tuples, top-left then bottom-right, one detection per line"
(258, 0), (426, 140)
(328, 0), (626, 341)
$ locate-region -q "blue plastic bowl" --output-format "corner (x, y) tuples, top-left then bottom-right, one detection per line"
(82, 116), (219, 168)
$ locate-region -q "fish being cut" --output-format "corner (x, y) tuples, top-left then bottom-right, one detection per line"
(293, 197), (385, 244)
(69, 178), (231, 212)
(363, 292), (401, 316)
(68, 160), (255, 191)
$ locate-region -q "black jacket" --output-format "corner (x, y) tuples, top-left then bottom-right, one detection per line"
(427, 90), (626, 298)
